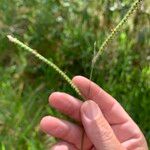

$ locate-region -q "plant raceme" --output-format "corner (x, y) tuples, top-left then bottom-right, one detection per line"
(7, 35), (83, 99)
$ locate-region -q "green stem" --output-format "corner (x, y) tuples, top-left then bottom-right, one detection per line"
(7, 35), (82, 98)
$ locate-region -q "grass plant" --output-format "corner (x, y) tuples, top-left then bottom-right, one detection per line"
(6, 1), (144, 150)
(0, 0), (149, 149)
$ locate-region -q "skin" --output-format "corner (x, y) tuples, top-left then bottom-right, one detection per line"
(40, 76), (148, 150)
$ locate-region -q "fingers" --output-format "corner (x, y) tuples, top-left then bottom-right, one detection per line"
(40, 116), (81, 149)
(49, 92), (82, 121)
(72, 76), (130, 124)
(73, 76), (148, 148)
(111, 120), (143, 143)
(45, 76), (148, 150)
(40, 116), (92, 149)
(81, 100), (124, 150)
(51, 141), (77, 150)
(121, 136), (148, 150)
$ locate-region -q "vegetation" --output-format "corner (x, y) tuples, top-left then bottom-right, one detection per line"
(0, 0), (150, 149)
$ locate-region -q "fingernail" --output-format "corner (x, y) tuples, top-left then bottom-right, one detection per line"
(82, 101), (100, 120)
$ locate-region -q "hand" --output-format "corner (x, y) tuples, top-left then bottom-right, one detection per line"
(40, 76), (148, 150)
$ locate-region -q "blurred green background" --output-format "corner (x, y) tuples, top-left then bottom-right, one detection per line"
(0, 0), (150, 149)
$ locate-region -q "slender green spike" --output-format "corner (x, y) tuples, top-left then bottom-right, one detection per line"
(92, 0), (143, 65)
(7, 35), (82, 98)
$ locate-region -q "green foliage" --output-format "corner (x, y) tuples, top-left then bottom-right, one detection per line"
(0, 0), (150, 149)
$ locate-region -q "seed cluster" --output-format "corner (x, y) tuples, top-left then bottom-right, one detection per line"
(7, 35), (82, 98)
(92, 0), (143, 65)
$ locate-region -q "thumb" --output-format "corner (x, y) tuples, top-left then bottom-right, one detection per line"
(81, 100), (123, 150)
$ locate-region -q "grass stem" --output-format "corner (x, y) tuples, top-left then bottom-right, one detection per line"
(7, 35), (82, 98)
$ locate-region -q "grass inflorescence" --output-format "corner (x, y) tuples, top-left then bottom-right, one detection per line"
(7, 35), (82, 99)
(92, 0), (143, 65)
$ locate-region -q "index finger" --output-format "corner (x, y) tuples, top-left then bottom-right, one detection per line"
(72, 76), (131, 125)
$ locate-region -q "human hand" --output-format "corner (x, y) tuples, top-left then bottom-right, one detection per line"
(40, 76), (148, 150)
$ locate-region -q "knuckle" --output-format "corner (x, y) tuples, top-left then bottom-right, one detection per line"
(96, 118), (114, 143)
(101, 128), (114, 143)
(134, 133), (147, 148)
(56, 126), (70, 138)
(65, 100), (76, 116)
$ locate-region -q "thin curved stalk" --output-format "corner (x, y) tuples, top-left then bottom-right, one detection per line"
(7, 35), (82, 98)
(92, 0), (143, 65)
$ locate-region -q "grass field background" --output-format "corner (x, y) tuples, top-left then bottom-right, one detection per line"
(0, 0), (150, 149)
